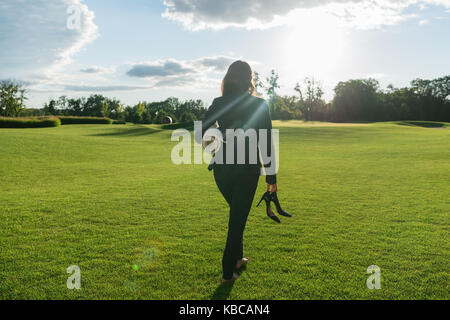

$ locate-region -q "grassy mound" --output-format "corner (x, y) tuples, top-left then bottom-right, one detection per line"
(58, 116), (113, 125)
(0, 116), (61, 128)
(397, 121), (447, 128)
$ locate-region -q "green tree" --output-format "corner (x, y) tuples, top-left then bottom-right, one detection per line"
(142, 110), (152, 124)
(133, 102), (146, 123)
(57, 96), (68, 112)
(154, 110), (169, 124)
(265, 70), (280, 116)
(294, 78), (325, 121)
(266, 69), (280, 99)
(0, 80), (27, 117)
(101, 100), (110, 117)
(67, 98), (84, 116)
(253, 71), (264, 96)
(43, 99), (57, 115)
(107, 99), (123, 120)
(304, 77), (325, 121)
(332, 79), (381, 122)
(83, 94), (108, 117)
(180, 111), (196, 122)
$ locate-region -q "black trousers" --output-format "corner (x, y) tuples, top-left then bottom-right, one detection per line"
(213, 166), (260, 280)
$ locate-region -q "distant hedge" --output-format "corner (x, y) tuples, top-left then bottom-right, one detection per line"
(0, 117), (61, 128)
(58, 116), (113, 125)
(0, 116), (112, 128)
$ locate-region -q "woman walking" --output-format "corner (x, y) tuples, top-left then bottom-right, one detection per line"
(199, 61), (278, 283)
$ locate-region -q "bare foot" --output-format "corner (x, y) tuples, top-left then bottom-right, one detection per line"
(221, 272), (240, 283)
(235, 257), (249, 270)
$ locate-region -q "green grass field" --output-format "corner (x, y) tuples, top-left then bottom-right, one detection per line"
(0, 121), (449, 299)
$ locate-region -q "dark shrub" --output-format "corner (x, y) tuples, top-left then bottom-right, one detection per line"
(0, 117), (61, 128)
(59, 116), (112, 125)
(154, 111), (174, 124)
(112, 120), (126, 125)
(180, 111), (196, 122)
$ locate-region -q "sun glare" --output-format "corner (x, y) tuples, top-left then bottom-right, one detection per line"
(282, 11), (345, 75)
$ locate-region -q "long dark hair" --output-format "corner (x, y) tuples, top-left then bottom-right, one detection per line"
(221, 60), (255, 97)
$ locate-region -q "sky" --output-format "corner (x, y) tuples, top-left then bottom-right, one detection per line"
(0, 0), (449, 108)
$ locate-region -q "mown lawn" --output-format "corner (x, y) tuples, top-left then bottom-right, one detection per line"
(0, 121), (449, 299)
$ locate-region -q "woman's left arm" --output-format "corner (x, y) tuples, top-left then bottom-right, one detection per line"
(262, 102), (277, 187)
(194, 99), (218, 145)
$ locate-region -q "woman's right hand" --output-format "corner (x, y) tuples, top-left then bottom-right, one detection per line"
(267, 184), (277, 194)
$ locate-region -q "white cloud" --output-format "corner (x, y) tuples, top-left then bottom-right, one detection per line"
(127, 60), (195, 78)
(126, 56), (240, 88)
(0, 0), (98, 79)
(125, 56), (238, 79)
(126, 56), (239, 78)
(26, 55), (237, 99)
(162, 0), (450, 30)
(153, 76), (194, 88)
(64, 85), (150, 92)
(80, 66), (116, 74)
(194, 56), (237, 71)
(419, 19), (430, 24)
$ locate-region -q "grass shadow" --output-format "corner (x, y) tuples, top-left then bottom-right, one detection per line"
(89, 122), (195, 138)
(397, 121), (447, 128)
(211, 281), (235, 300)
(210, 265), (247, 300)
(90, 126), (162, 137)
(161, 122), (194, 131)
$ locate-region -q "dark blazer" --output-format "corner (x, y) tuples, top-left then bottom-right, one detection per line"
(199, 93), (277, 184)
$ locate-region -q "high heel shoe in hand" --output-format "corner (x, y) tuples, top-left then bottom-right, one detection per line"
(271, 192), (292, 218)
(257, 192), (281, 223)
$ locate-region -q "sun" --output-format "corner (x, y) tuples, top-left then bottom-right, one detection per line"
(282, 11), (346, 75)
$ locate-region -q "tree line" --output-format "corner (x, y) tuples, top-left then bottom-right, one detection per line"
(37, 95), (206, 124)
(256, 72), (449, 122)
(0, 83), (206, 124)
(1, 73), (449, 123)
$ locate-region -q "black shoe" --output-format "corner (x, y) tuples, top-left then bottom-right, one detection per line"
(270, 192), (292, 218)
(257, 192), (281, 223)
